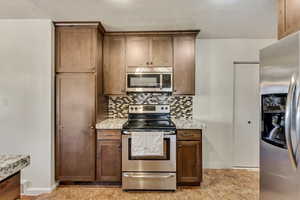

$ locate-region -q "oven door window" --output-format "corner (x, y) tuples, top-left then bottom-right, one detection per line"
(127, 74), (161, 88)
(128, 138), (170, 160)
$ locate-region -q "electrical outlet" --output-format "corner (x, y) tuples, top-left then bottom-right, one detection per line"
(21, 180), (31, 194)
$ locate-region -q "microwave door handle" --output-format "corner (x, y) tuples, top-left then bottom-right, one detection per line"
(285, 73), (298, 169)
(160, 74), (163, 89)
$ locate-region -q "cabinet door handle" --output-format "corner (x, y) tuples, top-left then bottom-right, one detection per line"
(182, 134), (195, 137)
(177, 145), (183, 148)
(150, 61), (153, 65)
(146, 62), (149, 65)
(90, 126), (95, 129)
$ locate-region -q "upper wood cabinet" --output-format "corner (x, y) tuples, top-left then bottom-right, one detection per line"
(56, 73), (96, 181)
(173, 35), (196, 95)
(56, 26), (98, 72)
(103, 30), (198, 95)
(126, 36), (150, 67)
(151, 36), (173, 66)
(126, 36), (173, 67)
(278, 0), (300, 39)
(103, 36), (126, 95)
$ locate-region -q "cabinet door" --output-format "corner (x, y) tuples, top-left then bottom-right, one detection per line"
(103, 36), (126, 95)
(56, 26), (98, 72)
(0, 172), (20, 200)
(177, 141), (202, 185)
(285, 0), (300, 34)
(56, 73), (96, 181)
(126, 36), (150, 67)
(97, 140), (121, 182)
(278, 0), (286, 39)
(151, 36), (173, 67)
(173, 35), (196, 95)
(278, 0), (300, 39)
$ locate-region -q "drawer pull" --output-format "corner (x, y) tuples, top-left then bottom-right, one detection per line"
(182, 134), (195, 137)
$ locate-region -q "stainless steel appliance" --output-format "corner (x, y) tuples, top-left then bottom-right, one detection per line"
(122, 104), (177, 191)
(260, 32), (300, 199)
(126, 67), (173, 92)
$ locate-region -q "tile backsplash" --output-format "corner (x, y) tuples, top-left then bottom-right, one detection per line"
(108, 93), (193, 119)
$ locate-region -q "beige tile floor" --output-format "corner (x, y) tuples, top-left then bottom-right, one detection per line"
(22, 169), (259, 200)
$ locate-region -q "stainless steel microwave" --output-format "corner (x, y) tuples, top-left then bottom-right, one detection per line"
(126, 67), (173, 92)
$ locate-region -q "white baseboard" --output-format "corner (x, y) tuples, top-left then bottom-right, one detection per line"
(232, 167), (259, 171)
(22, 182), (58, 196)
(204, 162), (232, 169)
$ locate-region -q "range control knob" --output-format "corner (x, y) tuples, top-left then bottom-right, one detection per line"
(165, 107), (168, 110)
(161, 107), (164, 110)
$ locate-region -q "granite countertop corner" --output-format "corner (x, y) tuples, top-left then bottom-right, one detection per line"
(0, 155), (30, 182)
(172, 118), (207, 130)
(96, 119), (127, 130)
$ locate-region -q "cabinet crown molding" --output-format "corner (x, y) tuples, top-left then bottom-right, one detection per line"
(105, 30), (200, 36)
(54, 21), (106, 33)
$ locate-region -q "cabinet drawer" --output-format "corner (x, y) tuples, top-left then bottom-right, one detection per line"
(97, 130), (121, 140)
(123, 172), (176, 191)
(177, 130), (201, 141)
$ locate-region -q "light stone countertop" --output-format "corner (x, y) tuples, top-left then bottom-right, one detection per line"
(96, 119), (127, 130)
(96, 118), (206, 130)
(172, 118), (206, 130)
(0, 155), (30, 182)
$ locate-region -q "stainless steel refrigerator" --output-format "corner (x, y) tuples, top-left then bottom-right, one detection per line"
(260, 32), (300, 200)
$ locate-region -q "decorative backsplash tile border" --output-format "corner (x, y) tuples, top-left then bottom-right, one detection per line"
(108, 93), (193, 119)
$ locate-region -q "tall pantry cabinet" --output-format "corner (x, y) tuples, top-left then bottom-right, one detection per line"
(55, 22), (105, 181)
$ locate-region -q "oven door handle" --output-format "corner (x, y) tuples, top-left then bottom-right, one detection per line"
(123, 174), (175, 179)
(122, 131), (176, 135)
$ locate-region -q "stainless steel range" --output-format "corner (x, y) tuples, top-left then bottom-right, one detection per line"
(121, 104), (177, 191)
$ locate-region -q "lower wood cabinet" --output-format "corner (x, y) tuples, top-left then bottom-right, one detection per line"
(69, 128), (202, 186)
(96, 130), (121, 183)
(177, 130), (202, 186)
(0, 172), (20, 200)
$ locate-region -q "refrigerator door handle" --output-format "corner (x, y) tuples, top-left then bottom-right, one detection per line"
(285, 73), (298, 169)
(296, 93), (300, 161)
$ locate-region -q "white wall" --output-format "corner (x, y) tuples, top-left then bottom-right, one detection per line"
(194, 39), (275, 168)
(0, 19), (55, 194)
